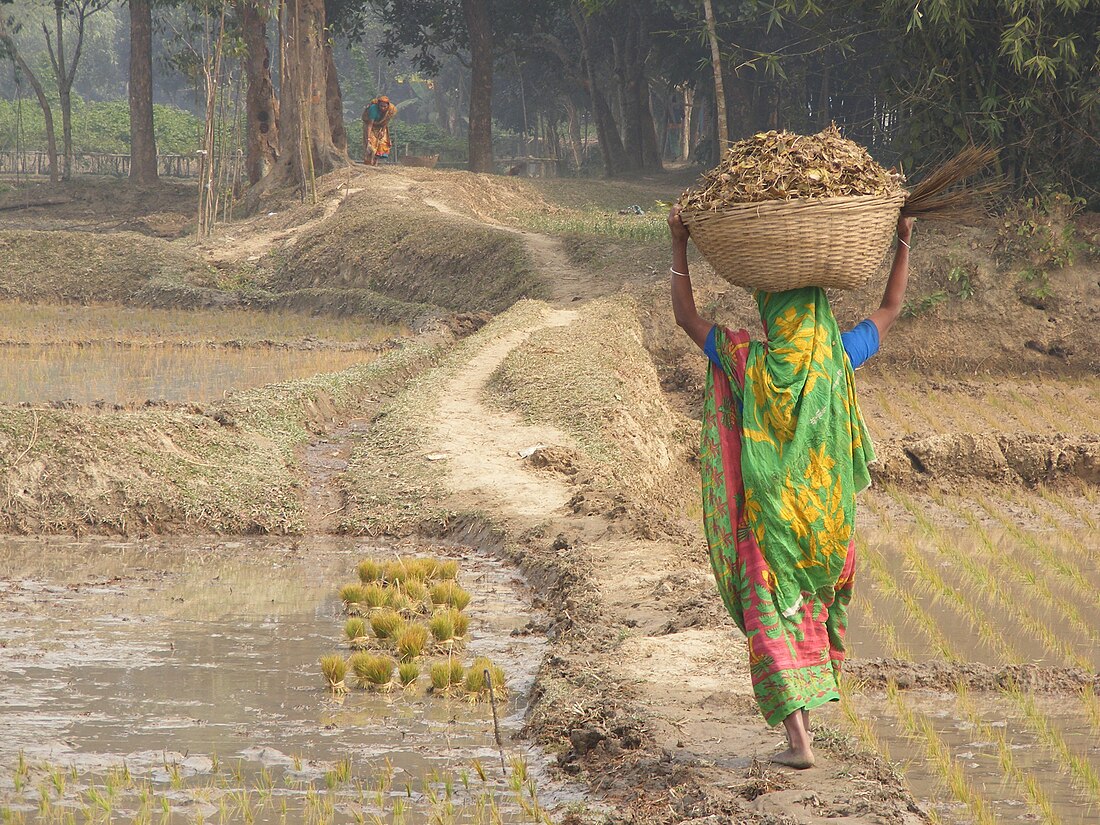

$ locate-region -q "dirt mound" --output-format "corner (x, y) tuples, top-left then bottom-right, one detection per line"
(0, 229), (214, 304)
(270, 191), (547, 314)
(873, 431), (1100, 486)
(847, 657), (1100, 694)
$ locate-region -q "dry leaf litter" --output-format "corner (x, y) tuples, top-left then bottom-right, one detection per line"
(679, 124), (906, 211)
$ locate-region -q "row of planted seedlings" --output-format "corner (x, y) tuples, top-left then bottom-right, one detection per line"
(847, 491), (1100, 823)
(320, 555), (507, 702)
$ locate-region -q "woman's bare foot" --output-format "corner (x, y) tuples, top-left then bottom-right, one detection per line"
(772, 708), (815, 769)
(770, 747), (815, 769)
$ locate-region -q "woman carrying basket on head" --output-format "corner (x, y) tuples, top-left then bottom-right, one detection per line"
(669, 204), (913, 769)
(363, 95), (396, 166)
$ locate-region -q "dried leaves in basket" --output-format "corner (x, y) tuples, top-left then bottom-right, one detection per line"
(900, 145), (1002, 225)
(679, 124), (906, 210)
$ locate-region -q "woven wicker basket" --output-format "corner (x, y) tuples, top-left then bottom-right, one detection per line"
(680, 193), (906, 291)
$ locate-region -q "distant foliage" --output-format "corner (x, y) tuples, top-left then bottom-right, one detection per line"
(0, 98), (204, 154)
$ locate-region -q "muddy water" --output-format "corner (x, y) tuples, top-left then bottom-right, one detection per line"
(0, 344), (386, 405)
(856, 691), (1098, 824)
(0, 536), (581, 823)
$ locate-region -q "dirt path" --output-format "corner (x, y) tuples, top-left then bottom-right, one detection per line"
(433, 310), (578, 519)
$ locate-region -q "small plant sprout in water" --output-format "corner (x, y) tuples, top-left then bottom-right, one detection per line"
(398, 661), (420, 688)
(429, 659), (465, 693)
(370, 608), (405, 640)
(463, 657), (507, 702)
(338, 583), (370, 607)
(430, 581), (471, 611)
(344, 617), (368, 644)
(396, 624), (430, 661)
(350, 653), (395, 689)
(356, 559), (384, 583)
(320, 654), (348, 695)
(429, 611), (456, 644)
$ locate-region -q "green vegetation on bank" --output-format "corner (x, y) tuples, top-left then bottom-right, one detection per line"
(0, 99), (206, 154)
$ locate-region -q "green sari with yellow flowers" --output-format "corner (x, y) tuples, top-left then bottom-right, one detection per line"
(700, 287), (875, 725)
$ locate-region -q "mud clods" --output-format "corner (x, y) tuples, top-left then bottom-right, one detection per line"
(875, 431), (1100, 486)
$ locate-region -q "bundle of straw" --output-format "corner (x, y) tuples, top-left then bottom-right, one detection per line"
(901, 145), (1002, 225)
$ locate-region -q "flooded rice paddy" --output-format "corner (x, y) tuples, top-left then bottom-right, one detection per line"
(0, 536), (579, 823)
(0, 344), (385, 405)
(846, 486), (1100, 824)
(0, 302), (407, 405)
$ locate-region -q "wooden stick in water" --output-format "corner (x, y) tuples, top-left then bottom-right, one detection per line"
(485, 667), (507, 776)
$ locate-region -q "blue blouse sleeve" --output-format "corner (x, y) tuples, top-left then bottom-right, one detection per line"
(704, 326), (724, 372)
(841, 319), (880, 370)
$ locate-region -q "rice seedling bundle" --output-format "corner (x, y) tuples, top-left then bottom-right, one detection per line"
(437, 559), (459, 580)
(344, 617), (367, 642)
(398, 661), (420, 687)
(429, 659), (465, 692)
(401, 579), (430, 606)
(320, 655), (348, 694)
(360, 583), (390, 610)
(350, 653), (396, 688)
(463, 657), (507, 701)
(338, 583), (369, 605)
(429, 610), (456, 643)
(356, 559), (384, 583)
(451, 609), (470, 638)
(396, 624), (430, 662)
(430, 581), (471, 611)
(370, 609), (406, 641)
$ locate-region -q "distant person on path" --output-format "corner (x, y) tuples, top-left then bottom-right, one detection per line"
(668, 204), (913, 769)
(363, 96), (396, 166)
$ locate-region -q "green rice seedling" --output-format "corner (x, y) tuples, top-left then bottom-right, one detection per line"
(836, 678), (891, 759)
(396, 624), (430, 661)
(401, 579), (430, 606)
(344, 617), (368, 643)
(388, 590), (412, 615)
(429, 611), (456, 644)
(955, 682), (1058, 825)
(357, 559), (384, 583)
(398, 661), (420, 687)
(1081, 687), (1100, 735)
(977, 494), (1095, 594)
(338, 583), (369, 606)
(429, 659), (464, 692)
(430, 581), (471, 611)
(360, 583), (390, 610)
(437, 559), (459, 580)
(938, 493), (1099, 655)
(451, 609), (470, 638)
(886, 681), (997, 825)
(1007, 683), (1100, 804)
(370, 609), (405, 641)
(463, 657), (507, 701)
(320, 655), (348, 694)
(384, 559), (423, 586)
(854, 533), (961, 661)
(897, 489), (1091, 669)
(875, 493), (1018, 662)
(350, 653), (395, 689)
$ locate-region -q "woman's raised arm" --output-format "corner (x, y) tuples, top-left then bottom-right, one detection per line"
(868, 216), (914, 340)
(669, 205), (712, 350)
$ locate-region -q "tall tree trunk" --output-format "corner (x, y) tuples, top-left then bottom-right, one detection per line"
(0, 19), (59, 182)
(681, 84), (694, 161)
(324, 41), (347, 152)
(239, 0), (279, 184)
(52, 0), (72, 180)
(702, 0), (728, 150)
(128, 0), (158, 184)
(262, 0), (345, 196)
(462, 0), (493, 173)
(571, 4), (627, 176)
